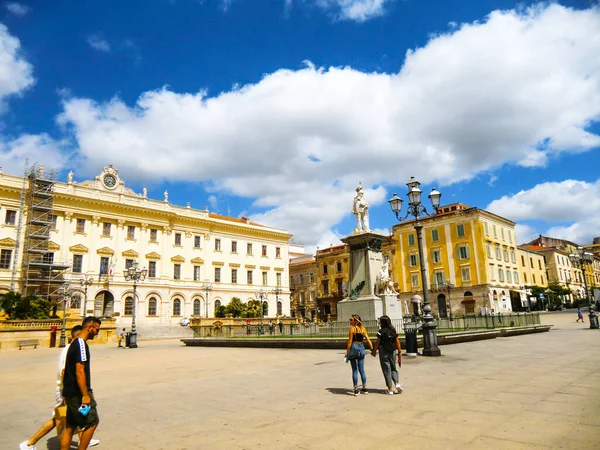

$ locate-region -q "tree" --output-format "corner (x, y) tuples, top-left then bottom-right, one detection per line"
(214, 305), (226, 318)
(243, 299), (261, 318)
(224, 297), (246, 318)
(1, 291), (52, 320)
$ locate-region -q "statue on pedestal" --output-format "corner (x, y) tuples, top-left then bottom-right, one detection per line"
(164, 190), (169, 202)
(375, 260), (397, 295)
(67, 170), (73, 183)
(352, 182), (370, 233)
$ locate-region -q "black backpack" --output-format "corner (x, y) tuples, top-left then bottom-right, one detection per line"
(381, 328), (397, 352)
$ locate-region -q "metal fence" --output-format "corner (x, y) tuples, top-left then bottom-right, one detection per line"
(191, 313), (540, 339)
(434, 312), (540, 332)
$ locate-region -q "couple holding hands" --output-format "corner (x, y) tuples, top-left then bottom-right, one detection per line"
(345, 314), (403, 396)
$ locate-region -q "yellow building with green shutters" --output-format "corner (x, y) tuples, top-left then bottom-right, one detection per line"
(391, 203), (524, 317)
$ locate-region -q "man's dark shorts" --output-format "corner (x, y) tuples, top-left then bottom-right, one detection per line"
(64, 395), (99, 430)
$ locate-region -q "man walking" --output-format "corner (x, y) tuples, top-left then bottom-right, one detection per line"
(117, 328), (126, 347)
(20, 326), (100, 449)
(60, 316), (102, 450)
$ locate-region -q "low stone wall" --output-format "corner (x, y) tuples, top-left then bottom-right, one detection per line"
(0, 318), (117, 350)
(181, 325), (552, 349)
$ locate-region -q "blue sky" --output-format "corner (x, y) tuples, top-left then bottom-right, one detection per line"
(1, 0), (599, 250)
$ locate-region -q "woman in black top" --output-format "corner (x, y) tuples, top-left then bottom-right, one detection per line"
(345, 314), (373, 396)
(371, 315), (402, 394)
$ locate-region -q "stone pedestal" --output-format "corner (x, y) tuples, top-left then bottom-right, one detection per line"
(337, 232), (402, 322)
(380, 294), (403, 320)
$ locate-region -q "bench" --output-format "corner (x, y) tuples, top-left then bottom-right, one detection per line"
(18, 339), (40, 350)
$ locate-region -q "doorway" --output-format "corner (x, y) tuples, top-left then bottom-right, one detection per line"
(94, 290), (114, 318)
(437, 294), (448, 318)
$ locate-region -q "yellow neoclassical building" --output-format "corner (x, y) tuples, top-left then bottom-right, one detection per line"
(0, 165), (292, 337)
(391, 203), (526, 317)
(523, 236), (600, 303)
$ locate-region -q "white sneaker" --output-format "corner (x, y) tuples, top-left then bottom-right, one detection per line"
(73, 439), (100, 447)
(19, 441), (36, 450)
(396, 383), (403, 393)
(385, 389), (395, 395)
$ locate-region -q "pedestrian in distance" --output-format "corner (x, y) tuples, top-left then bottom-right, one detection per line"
(344, 314), (373, 396)
(576, 307), (584, 323)
(278, 320), (283, 334)
(20, 325), (100, 450)
(117, 328), (126, 347)
(371, 315), (403, 395)
(60, 316), (102, 450)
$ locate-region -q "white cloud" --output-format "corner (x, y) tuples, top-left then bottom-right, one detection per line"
(208, 194), (218, 211)
(0, 134), (69, 175)
(514, 223), (538, 245)
(87, 34), (111, 53)
(58, 4), (600, 247)
(5, 2), (30, 16)
(0, 23), (34, 99)
(487, 179), (600, 245)
(315, 0), (392, 22)
(0, 26), (68, 174)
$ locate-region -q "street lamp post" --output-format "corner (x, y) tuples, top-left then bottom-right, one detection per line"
(255, 288), (268, 322)
(59, 284), (71, 348)
(271, 286), (282, 317)
(201, 281), (213, 318)
(569, 247), (598, 329)
(79, 274), (94, 317)
(389, 176), (442, 357)
(123, 261), (147, 348)
(442, 279), (454, 321)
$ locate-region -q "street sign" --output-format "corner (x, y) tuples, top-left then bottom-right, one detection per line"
(539, 293), (545, 298)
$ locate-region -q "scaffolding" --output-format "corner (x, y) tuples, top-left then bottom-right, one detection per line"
(20, 164), (70, 301)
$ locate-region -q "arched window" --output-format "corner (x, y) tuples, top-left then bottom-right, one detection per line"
(124, 296), (133, 315)
(277, 301), (282, 316)
(193, 299), (201, 315)
(148, 297), (157, 316)
(214, 299), (221, 308)
(173, 298), (181, 316)
(262, 301), (268, 317)
(71, 294), (81, 309)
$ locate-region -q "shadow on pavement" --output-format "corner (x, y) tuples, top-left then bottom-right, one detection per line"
(45, 436), (77, 450)
(326, 387), (395, 395)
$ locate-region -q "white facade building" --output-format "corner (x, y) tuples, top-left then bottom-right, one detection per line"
(0, 166), (292, 334)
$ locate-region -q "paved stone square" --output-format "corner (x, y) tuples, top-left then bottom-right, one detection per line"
(3, 310), (600, 449)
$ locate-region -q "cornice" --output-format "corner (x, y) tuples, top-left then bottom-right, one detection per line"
(145, 252), (161, 260)
(0, 237), (16, 248)
(69, 244), (89, 254)
(96, 246), (114, 256)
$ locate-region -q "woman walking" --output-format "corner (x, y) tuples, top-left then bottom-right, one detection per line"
(345, 314), (373, 396)
(371, 315), (403, 395)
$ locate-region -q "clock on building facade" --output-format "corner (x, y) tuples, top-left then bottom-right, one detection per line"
(103, 174), (117, 189)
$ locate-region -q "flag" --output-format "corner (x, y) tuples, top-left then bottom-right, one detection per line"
(108, 258), (116, 276)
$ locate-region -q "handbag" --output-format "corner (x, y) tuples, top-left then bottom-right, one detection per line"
(347, 343), (364, 360)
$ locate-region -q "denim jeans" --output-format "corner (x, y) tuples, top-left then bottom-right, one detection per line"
(378, 348), (399, 388)
(349, 344), (366, 387)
